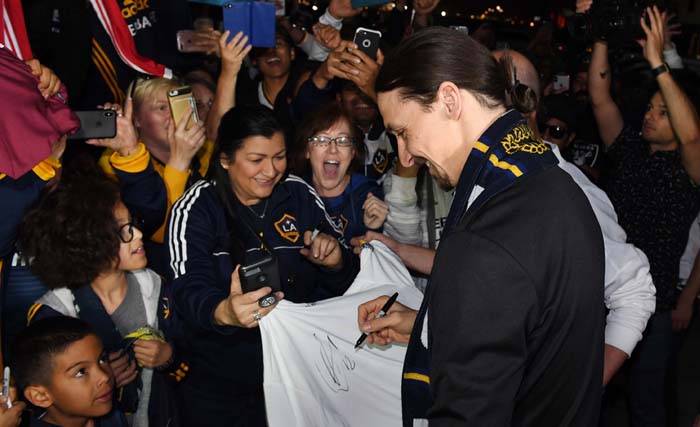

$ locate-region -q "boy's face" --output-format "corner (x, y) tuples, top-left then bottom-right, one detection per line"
(39, 335), (114, 422)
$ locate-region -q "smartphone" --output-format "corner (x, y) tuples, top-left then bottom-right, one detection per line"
(553, 74), (570, 92)
(177, 30), (200, 53)
(68, 110), (117, 140)
(167, 86), (200, 131)
(353, 27), (381, 60)
(239, 254), (281, 294)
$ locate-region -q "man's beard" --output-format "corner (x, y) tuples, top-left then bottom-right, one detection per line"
(427, 161), (454, 191)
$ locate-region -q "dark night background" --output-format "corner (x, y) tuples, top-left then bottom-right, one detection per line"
(441, 0), (570, 16)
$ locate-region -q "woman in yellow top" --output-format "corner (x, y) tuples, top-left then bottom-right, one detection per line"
(89, 32), (251, 276)
(90, 77), (208, 277)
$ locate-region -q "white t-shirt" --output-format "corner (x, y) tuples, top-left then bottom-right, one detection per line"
(259, 242), (423, 427)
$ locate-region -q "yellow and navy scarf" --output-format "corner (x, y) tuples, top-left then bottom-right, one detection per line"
(401, 110), (558, 424)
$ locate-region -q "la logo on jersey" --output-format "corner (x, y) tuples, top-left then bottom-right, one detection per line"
(331, 214), (349, 234)
(161, 297), (171, 319)
(274, 214), (300, 243)
(372, 149), (388, 174)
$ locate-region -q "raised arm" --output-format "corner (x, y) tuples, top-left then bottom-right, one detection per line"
(641, 7), (700, 183)
(206, 31), (251, 142)
(588, 41), (624, 146)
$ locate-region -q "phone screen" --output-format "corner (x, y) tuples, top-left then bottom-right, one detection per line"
(553, 75), (570, 92)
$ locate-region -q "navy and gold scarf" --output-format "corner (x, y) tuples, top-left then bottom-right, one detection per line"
(401, 110), (558, 425)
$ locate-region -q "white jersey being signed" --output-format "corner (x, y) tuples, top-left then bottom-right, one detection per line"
(259, 242), (423, 427)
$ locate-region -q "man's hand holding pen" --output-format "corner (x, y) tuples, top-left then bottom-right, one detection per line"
(357, 295), (417, 346)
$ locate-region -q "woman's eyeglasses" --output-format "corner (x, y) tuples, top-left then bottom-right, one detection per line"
(307, 135), (355, 148)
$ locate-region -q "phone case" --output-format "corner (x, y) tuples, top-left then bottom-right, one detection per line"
(68, 110), (117, 140)
(167, 86), (200, 131)
(240, 255), (281, 293)
(223, 1), (276, 48)
(353, 27), (382, 60)
(177, 30), (203, 53)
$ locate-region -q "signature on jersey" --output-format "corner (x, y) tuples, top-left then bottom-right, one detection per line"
(313, 333), (356, 393)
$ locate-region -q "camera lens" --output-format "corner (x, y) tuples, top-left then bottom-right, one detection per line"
(104, 111), (114, 117)
(257, 274), (268, 283)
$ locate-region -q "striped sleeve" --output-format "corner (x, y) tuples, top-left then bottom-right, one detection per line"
(165, 180), (234, 333)
(167, 180), (210, 278)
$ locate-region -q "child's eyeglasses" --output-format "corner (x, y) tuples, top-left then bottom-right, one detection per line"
(117, 218), (144, 243)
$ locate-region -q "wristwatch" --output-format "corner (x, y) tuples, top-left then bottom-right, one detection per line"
(651, 62), (670, 77)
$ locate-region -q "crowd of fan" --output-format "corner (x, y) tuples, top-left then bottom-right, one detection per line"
(1, 0), (700, 426)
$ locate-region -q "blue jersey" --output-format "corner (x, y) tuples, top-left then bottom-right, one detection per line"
(320, 173), (384, 241)
(164, 175), (359, 394)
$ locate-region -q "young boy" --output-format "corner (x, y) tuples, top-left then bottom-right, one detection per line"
(11, 317), (128, 427)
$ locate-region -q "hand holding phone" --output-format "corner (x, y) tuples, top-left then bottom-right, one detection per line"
(353, 27), (382, 60)
(167, 86), (200, 131)
(165, 88), (206, 172)
(84, 99), (140, 157)
(214, 264), (283, 328)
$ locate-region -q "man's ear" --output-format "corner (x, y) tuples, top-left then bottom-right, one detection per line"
(24, 385), (53, 409)
(290, 48), (296, 62)
(567, 131), (577, 145)
(436, 82), (462, 120)
(220, 153), (230, 170)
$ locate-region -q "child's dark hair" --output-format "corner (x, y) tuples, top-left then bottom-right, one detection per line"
(206, 105), (285, 262)
(11, 317), (96, 392)
(18, 173), (123, 289)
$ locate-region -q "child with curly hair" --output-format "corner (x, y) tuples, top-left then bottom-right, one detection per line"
(18, 174), (187, 427)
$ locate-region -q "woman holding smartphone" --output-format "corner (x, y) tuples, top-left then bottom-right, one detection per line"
(165, 105), (359, 426)
(89, 32), (251, 277)
(90, 76), (210, 277)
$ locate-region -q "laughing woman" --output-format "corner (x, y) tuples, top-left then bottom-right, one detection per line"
(294, 103), (389, 242)
(165, 105), (359, 426)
